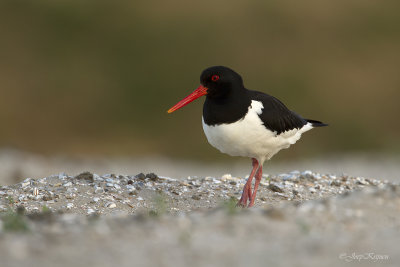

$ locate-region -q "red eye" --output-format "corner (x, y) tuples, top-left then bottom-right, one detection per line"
(211, 75), (220, 82)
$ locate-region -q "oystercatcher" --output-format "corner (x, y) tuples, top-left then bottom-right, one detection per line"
(168, 66), (327, 207)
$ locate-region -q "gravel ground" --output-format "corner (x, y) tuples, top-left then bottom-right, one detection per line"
(1, 170), (399, 267)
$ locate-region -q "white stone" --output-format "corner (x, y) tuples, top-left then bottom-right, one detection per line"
(105, 202), (116, 208)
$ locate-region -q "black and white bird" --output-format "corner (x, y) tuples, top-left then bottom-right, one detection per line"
(168, 66), (327, 207)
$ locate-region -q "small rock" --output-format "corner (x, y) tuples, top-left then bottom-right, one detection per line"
(65, 193), (76, 199)
(268, 183), (284, 193)
(87, 208), (95, 214)
(21, 178), (31, 188)
(146, 173), (158, 181)
(42, 195), (53, 201)
(356, 177), (369, 185)
(63, 182), (72, 187)
(66, 203), (74, 209)
(75, 171), (94, 182)
(171, 191), (181, 195)
(94, 187), (104, 194)
(58, 172), (68, 179)
(93, 197), (100, 203)
(93, 174), (103, 181)
(192, 195), (201, 200)
(221, 174), (232, 180)
(126, 185), (136, 192)
(302, 170), (313, 176)
(135, 173), (146, 180)
(105, 202), (116, 208)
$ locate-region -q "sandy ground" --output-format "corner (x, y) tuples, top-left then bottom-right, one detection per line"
(1, 165), (399, 267)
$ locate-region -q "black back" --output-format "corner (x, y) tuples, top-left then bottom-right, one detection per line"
(201, 66), (327, 134)
(250, 90), (308, 135)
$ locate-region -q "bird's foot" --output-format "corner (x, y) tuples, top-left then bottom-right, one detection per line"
(236, 196), (248, 208)
(236, 193), (254, 208)
(248, 199), (255, 208)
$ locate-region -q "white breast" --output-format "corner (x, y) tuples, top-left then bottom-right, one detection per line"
(202, 100), (313, 164)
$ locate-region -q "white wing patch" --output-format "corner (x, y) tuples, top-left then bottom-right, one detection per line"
(202, 100), (313, 163)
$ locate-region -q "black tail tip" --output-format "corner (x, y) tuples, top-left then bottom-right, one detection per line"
(306, 119), (328, 127)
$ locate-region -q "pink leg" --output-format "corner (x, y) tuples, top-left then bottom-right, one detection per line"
(237, 158), (259, 207)
(248, 164), (263, 207)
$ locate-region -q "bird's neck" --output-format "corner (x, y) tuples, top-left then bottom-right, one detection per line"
(203, 87), (251, 126)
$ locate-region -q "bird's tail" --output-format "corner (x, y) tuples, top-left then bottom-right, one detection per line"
(306, 119), (328, 127)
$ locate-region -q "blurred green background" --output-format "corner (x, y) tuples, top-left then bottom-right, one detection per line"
(0, 0), (399, 161)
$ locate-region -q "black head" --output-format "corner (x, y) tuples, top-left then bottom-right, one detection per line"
(200, 66), (244, 99)
(167, 66), (247, 114)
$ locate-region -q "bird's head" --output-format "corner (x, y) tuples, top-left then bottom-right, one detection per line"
(168, 66), (243, 113)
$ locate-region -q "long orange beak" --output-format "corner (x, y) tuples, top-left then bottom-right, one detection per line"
(167, 85), (208, 113)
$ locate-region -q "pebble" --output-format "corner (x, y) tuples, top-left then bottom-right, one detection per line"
(105, 202), (116, 208)
(135, 173), (146, 180)
(282, 174), (296, 181)
(0, 170), (391, 217)
(268, 183), (284, 193)
(356, 177), (369, 185)
(21, 179), (31, 188)
(192, 195), (201, 200)
(221, 174), (232, 180)
(87, 208), (95, 214)
(126, 185), (136, 192)
(93, 174), (103, 181)
(145, 173), (158, 181)
(94, 186), (104, 194)
(58, 172), (68, 179)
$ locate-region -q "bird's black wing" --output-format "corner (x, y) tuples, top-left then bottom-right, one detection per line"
(250, 90), (308, 135)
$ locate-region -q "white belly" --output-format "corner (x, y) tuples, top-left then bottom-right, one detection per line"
(202, 100), (313, 163)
